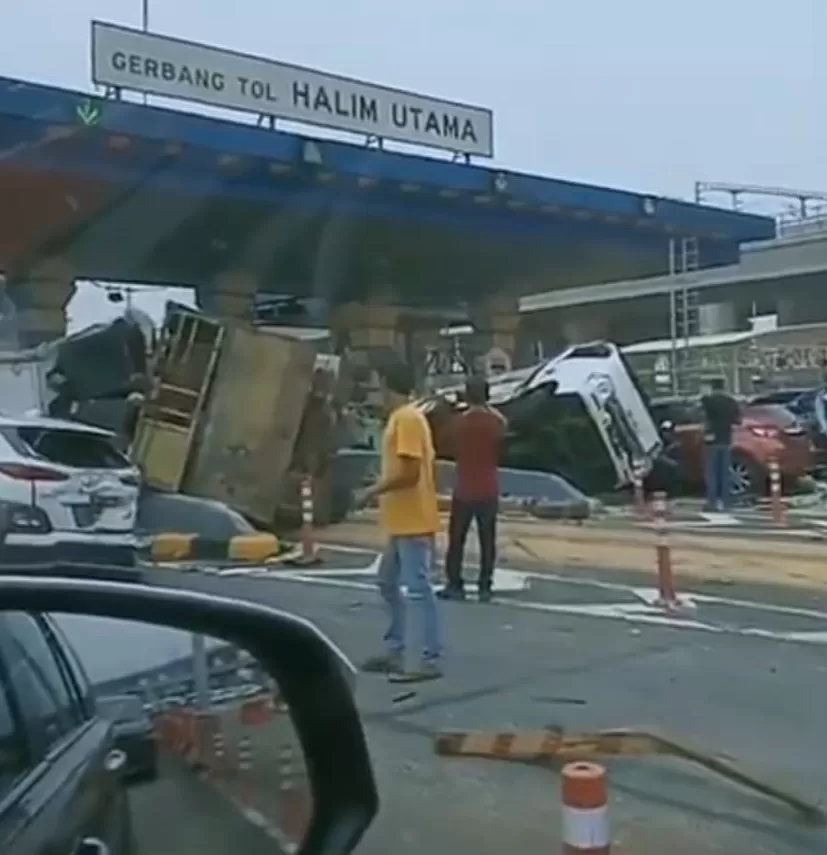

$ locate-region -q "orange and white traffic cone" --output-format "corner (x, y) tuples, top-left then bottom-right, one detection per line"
(279, 744), (311, 845)
(651, 491), (679, 611)
(287, 476), (322, 566)
(631, 465), (648, 520)
(238, 735), (254, 808)
(211, 727), (227, 779)
(768, 459), (787, 526)
(561, 762), (611, 854)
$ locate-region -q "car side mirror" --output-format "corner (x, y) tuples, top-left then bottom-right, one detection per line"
(0, 571), (378, 855)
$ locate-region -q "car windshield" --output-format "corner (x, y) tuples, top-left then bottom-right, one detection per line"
(2, 5), (824, 855)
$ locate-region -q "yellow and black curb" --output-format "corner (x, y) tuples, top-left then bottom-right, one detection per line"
(149, 532), (280, 563)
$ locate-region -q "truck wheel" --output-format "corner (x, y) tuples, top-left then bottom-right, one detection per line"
(730, 453), (763, 498)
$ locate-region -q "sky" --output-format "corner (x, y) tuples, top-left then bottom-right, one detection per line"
(4, 0), (825, 329)
(4, 0), (825, 202)
(66, 281), (195, 334)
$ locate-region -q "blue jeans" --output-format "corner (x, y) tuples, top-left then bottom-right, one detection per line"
(377, 535), (442, 662)
(704, 443), (732, 510)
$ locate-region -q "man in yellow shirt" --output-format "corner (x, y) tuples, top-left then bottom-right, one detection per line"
(355, 358), (443, 682)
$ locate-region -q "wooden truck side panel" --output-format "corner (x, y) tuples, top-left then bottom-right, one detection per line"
(183, 323), (316, 524)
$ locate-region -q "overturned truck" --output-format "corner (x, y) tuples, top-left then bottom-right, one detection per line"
(130, 307), (321, 527)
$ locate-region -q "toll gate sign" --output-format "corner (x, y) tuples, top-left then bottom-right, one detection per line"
(90, 21), (494, 157)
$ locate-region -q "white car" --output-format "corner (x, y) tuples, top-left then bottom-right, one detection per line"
(0, 414), (140, 557)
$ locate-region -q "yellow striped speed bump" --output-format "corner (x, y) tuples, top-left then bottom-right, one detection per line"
(150, 532), (279, 563)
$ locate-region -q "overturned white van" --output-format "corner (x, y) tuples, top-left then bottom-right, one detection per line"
(421, 341), (663, 495)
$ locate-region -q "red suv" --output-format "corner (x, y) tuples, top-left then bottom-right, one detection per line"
(651, 398), (814, 497)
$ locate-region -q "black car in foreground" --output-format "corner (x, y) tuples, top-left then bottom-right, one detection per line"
(97, 694), (158, 782)
(0, 612), (136, 854)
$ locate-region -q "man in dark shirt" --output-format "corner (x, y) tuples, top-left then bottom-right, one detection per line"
(700, 377), (741, 512)
(438, 375), (506, 603)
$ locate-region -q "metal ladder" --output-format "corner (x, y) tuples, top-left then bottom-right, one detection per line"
(668, 237), (700, 394)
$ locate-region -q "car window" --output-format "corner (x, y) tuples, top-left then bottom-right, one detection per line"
(15, 427), (130, 469)
(1, 614), (86, 754)
(0, 665), (28, 798)
(40, 618), (93, 720)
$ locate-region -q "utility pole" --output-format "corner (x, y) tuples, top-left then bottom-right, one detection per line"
(141, 0), (149, 105)
(191, 633), (210, 712)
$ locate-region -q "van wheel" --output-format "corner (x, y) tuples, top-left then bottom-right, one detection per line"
(730, 454), (763, 498)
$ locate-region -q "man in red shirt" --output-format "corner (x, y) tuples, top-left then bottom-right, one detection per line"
(437, 374), (506, 603)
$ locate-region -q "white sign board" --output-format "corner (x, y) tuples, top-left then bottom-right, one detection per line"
(91, 22), (494, 157)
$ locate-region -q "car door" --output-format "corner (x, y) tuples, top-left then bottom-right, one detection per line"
(0, 613), (129, 855)
(42, 617), (133, 855)
(0, 627), (39, 855)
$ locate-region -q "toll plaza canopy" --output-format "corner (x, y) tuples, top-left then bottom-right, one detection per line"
(0, 75), (775, 309)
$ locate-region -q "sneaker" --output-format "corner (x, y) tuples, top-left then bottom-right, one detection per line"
(436, 586), (466, 601)
(360, 653), (404, 675)
(388, 660), (443, 683)
(478, 588), (493, 603)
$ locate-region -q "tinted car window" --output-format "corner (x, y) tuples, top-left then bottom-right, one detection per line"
(3, 613), (85, 753)
(0, 666), (28, 797)
(14, 427), (130, 469)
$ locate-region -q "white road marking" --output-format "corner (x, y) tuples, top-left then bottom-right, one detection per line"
(630, 587), (698, 610)
(637, 519), (820, 537)
(221, 541), (827, 644)
(782, 631), (827, 642)
(302, 543), (827, 623)
(318, 542), (379, 555)
(275, 566), (528, 594)
(274, 570), (827, 645)
(698, 512), (741, 525)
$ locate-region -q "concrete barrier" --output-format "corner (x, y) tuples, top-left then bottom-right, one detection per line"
(332, 449), (595, 523)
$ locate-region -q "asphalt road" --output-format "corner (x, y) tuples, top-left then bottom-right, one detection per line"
(129, 758), (284, 855)
(142, 554), (827, 855)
